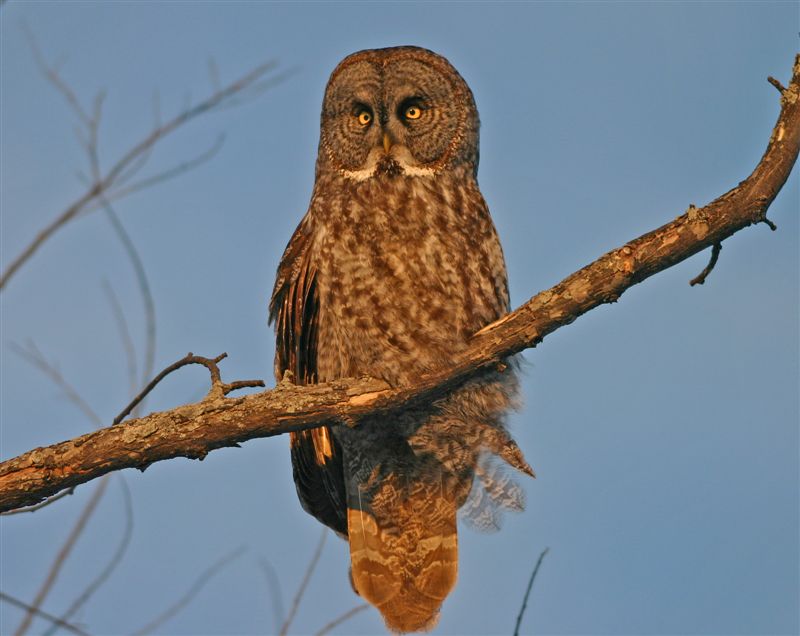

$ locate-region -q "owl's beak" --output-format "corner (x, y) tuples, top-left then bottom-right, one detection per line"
(383, 132), (393, 154)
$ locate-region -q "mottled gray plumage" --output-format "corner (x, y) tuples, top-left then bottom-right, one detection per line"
(270, 46), (532, 633)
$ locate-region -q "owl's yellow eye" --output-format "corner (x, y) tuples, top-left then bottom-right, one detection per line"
(404, 105), (422, 120)
(357, 110), (372, 126)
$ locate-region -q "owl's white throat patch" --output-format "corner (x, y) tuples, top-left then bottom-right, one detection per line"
(341, 150), (437, 181)
(340, 166), (377, 182)
(400, 164), (438, 177)
(341, 162), (437, 181)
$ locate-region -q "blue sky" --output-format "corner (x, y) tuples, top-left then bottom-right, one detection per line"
(1, 2), (797, 635)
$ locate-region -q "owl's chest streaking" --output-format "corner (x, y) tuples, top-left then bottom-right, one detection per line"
(309, 170), (509, 384)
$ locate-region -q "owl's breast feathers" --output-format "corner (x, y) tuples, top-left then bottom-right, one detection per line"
(312, 170), (511, 382)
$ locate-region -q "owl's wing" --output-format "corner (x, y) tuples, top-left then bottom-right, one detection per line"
(269, 216), (348, 535)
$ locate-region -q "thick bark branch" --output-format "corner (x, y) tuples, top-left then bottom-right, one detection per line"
(1, 55), (798, 513)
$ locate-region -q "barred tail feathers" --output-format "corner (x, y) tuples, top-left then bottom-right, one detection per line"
(347, 485), (458, 633)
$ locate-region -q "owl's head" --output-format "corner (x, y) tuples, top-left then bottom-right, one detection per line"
(317, 46), (480, 180)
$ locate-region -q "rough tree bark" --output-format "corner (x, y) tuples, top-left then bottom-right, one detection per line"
(1, 55), (798, 514)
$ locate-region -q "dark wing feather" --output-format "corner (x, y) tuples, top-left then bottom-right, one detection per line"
(269, 216), (348, 535)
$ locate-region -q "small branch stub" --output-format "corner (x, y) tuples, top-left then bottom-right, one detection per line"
(768, 76), (787, 94)
(690, 242), (723, 286)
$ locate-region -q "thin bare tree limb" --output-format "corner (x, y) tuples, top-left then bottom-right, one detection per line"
(103, 282), (139, 399)
(5, 348), (110, 634)
(279, 529), (328, 636)
(23, 25), (93, 127)
(0, 36), (281, 291)
(513, 547), (550, 636)
(10, 341), (103, 427)
(258, 557), (285, 635)
(0, 592), (90, 636)
(42, 476), (134, 636)
(13, 477), (110, 635)
(0, 487), (75, 516)
(84, 134), (224, 213)
(101, 201), (157, 402)
(314, 604), (370, 636)
(131, 547), (246, 636)
(0, 55), (798, 513)
(7, 282), (144, 635)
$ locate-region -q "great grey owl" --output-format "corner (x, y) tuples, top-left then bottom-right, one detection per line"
(270, 46), (532, 633)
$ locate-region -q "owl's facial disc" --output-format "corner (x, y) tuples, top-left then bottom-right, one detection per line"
(320, 50), (476, 180)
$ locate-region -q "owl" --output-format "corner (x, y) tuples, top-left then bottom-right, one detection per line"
(270, 46), (532, 633)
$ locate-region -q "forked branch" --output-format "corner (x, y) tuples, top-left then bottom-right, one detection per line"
(113, 352), (265, 425)
(0, 55), (798, 513)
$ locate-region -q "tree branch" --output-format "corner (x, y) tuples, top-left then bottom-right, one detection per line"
(112, 352), (265, 425)
(0, 592), (89, 636)
(42, 475), (134, 636)
(131, 547), (245, 635)
(13, 477), (109, 635)
(688, 241), (722, 286)
(513, 547), (550, 636)
(1, 55), (798, 514)
(314, 604), (370, 636)
(0, 40), (282, 292)
(279, 529), (328, 636)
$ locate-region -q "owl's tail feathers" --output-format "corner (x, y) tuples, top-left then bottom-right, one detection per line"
(347, 503), (458, 633)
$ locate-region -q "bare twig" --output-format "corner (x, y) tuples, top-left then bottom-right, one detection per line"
(132, 547), (246, 635)
(6, 340), (128, 632)
(689, 242), (722, 286)
(513, 547), (550, 636)
(10, 341), (103, 426)
(23, 26), (92, 126)
(0, 34), (281, 291)
(42, 476), (134, 636)
(207, 57), (221, 94)
(209, 68), (297, 112)
(113, 352), (265, 425)
(13, 477), (110, 636)
(6, 342), (114, 632)
(0, 592), (90, 636)
(83, 135), (225, 212)
(103, 282), (139, 398)
(258, 557), (285, 634)
(105, 137), (154, 192)
(314, 603), (370, 636)
(0, 488), (75, 516)
(280, 529), (328, 636)
(85, 91), (105, 182)
(101, 201), (157, 401)
(1, 55), (798, 513)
